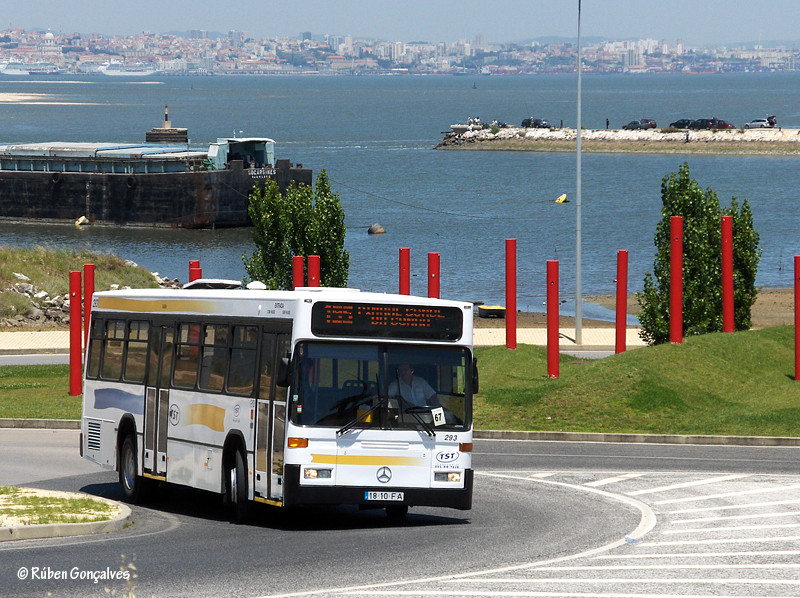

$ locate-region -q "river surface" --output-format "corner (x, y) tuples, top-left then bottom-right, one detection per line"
(0, 72), (798, 315)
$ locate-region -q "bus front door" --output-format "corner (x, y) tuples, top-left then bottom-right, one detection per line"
(255, 331), (290, 502)
(144, 325), (174, 478)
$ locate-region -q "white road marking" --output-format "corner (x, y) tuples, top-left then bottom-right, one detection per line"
(533, 563), (800, 571)
(664, 522), (800, 534)
(586, 473), (646, 487)
(653, 483), (800, 505)
(671, 511), (800, 524)
(626, 474), (748, 496)
(668, 498), (800, 514)
(595, 550), (800, 559)
(637, 534), (800, 546)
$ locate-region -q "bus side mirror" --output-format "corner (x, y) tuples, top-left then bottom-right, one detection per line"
(277, 357), (291, 388)
(472, 357), (479, 394)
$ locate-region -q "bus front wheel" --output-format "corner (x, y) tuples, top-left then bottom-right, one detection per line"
(119, 435), (150, 503)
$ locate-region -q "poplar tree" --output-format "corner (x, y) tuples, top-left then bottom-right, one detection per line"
(243, 170), (349, 289)
(637, 163), (760, 345)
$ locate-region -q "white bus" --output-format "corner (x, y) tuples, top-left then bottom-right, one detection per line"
(80, 284), (476, 522)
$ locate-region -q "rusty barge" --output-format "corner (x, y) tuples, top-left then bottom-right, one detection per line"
(0, 110), (311, 228)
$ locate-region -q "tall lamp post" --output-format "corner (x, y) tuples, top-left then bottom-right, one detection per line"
(575, 0), (583, 345)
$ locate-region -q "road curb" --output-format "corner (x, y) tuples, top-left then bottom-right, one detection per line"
(0, 495), (132, 542)
(474, 429), (800, 447)
(3, 420), (799, 447)
(0, 418), (80, 430)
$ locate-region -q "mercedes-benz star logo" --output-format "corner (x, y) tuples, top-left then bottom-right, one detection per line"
(376, 467), (392, 484)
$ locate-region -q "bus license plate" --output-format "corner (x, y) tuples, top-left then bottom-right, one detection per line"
(365, 491), (404, 501)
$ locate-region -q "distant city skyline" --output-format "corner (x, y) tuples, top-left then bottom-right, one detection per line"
(7, 0), (800, 46)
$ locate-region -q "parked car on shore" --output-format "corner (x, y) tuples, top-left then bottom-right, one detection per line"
(688, 118), (713, 130)
(669, 119), (693, 129)
(744, 118), (773, 129)
(689, 118), (735, 130)
(622, 119), (655, 130)
(521, 117), (550, 128)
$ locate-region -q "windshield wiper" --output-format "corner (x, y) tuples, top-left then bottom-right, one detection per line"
(337, 377), (386, 437)
(392, 371), (435, 438)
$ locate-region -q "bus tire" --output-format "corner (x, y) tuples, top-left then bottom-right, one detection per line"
(119, 435), (150, 504)
(231, 448), (253, 524)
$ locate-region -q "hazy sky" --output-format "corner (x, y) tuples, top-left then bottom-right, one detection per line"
(6, 1), (799, 46)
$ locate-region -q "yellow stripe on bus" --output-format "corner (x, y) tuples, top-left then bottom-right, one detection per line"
(96, 297), (219, 314)
(311, 454), (426, 466)
(184, 404), (226, 432)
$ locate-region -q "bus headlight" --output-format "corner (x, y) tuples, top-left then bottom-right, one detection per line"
(304, 468), (332, 479)
(434, 472), (461, 482)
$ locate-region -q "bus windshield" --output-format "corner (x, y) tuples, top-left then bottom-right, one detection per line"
(290, 342), (471, 432)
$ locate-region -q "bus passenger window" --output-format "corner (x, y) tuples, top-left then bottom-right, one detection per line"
(258, 332), (276, 400)
(199, 324), (228, 392)
(123, 320), (149, 383)
(101, 319), (126, 380)
(228, 325), (257, 395)
(173, 323), (201, 389)
(86, 318), (104, 379)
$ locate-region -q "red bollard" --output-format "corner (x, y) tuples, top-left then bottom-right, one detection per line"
(189, 259), (202, 282)
(399, 248), (410, 295)
(428, 252), (440, 299)
(69, 271), (82, 396)
(721, 216), (734, 333)
(308, 255), (320, 287)
(292, 256), (305, 289)
(546, 260), (559, 379)
(505, 239), (517, 350)
(670, 216), (683, 344)
(83, 263), (95, 351)
(615, 250), (628, 354)
(795, 256), (800, 381)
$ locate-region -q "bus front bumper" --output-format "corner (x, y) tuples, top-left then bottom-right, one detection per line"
(283, 465), (473, 511)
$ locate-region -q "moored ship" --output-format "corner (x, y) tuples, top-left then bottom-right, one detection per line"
(0, 109), (311, 228)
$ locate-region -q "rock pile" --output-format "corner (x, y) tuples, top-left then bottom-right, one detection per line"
(436, 126), (800, 154)
(1, 272), (184, 328)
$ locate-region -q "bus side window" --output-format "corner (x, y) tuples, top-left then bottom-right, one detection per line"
(228, 325), (258, 395)
(101, 319), (126, 380)
(123, 320), (149, 383)
(258, 332), (277, 400)
(173, 323), (201, 389)
(199, 324), (228, 392)
(86, 318), (104, 379)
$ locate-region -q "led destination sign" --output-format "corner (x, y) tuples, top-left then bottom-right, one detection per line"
(311, 302), (463, 341)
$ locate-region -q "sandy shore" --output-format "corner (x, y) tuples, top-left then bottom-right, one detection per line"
(473, 287), (795, 329)
(438, 127), (800, 155)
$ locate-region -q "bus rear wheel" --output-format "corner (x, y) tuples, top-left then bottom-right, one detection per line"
(230, 449), (253, 524)
(119, 435), (150, 503)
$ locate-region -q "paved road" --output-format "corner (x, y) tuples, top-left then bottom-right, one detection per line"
(1, 432), (799, 597)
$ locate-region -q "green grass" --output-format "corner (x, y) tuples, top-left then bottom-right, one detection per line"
(0, 486), (116, 525)
(2, 326), (800, 437)
(474, 326), (800, 437)
(0, 365), (81, 419)
(0, 245), (159, 320)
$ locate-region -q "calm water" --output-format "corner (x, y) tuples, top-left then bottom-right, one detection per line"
(1, 73), (799, 314)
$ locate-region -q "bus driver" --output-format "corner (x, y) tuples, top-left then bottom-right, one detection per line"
(388, 363), (436, 407)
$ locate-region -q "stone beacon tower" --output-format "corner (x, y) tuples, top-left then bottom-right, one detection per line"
(145, 105), (189, 143)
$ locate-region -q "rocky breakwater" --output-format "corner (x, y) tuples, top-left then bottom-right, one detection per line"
(1, 268), (182, 329)
(436, 126), (800, 154)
